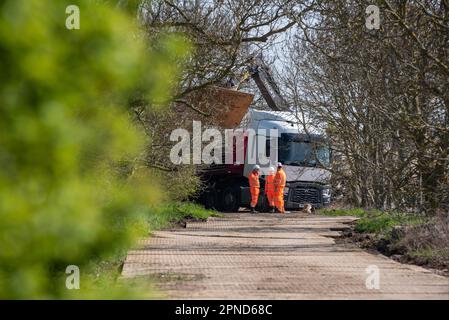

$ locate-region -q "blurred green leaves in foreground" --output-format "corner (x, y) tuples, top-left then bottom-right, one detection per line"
(0, 0), (189, 298)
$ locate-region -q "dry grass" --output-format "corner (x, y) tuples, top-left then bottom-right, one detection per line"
(397, 213), (449, 269)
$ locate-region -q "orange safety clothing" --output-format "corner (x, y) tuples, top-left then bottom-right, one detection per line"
(265, 174), (275, 207)
(249, 171), (260, 207)
(274, 168), (286, 213)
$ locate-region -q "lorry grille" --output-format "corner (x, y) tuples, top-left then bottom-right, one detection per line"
(291, 187), (320, 204)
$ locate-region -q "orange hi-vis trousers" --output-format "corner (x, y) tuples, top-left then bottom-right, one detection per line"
(274, 168), (286, 213)
(274, 187), (285, 213)
(265, 175), (275, 207)
(250, 187), (260, 207)
(266, 192), (275, 207)
(248, 171), (260, 207)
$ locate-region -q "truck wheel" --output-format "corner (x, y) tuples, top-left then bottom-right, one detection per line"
(204, 191), (217, 210)
(221, 186), (240, 212)
(258, 193), (270, 212)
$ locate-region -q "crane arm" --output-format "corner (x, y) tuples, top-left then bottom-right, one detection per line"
(248, 57), (288, 111)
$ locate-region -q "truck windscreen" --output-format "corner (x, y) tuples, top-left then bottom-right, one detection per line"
(278, 133), (330, 167)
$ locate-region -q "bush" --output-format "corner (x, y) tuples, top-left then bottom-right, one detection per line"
(354, 211), (425, 234)
(0, 0), (188, 299)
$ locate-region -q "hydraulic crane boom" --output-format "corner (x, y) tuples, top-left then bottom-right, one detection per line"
(247, 56), (288, 111)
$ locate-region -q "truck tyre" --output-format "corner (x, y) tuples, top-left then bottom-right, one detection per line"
(258, 193), (270, 212)
(204, 191), (217, 210)
(221, 186), (241, 212)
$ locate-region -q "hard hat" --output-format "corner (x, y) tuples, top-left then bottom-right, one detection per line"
(277, 162), (283, 167)
(268, 166), (275, 175)
(253, 165), (260, 171)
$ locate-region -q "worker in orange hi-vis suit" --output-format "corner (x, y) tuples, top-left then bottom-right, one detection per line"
(274, 162), (287, 214)
(265, 166), (276, 213)
(248, 165), (260, 214)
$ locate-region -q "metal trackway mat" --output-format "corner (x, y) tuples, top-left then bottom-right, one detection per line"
(121, 213), (449, 299)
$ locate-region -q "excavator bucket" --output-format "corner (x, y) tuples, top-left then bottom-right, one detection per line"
(185, 86), (254, 129)
(211, 86), (254, 128)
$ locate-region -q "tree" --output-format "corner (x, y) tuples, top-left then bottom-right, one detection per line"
(129, 0), (304, 199)
(0, 0), (188, 298)
(282, 0), (448, 213)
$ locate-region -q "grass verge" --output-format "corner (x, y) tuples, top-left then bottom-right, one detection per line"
(147, 202), (221, 231)
(318, 207), (367, 217)
(354, 211), (425, 234)
(318, 208), (425, 234)
(318, 208), (448, 274)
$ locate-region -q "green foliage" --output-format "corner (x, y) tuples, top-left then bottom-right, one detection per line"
(0, 0), (189, 299)
(408, 248), (449, 266)
(319, 208), (425, 234)
(149, 165), (202, 201)
(355, 211), (425, 234)
(146, 202), (218, 231)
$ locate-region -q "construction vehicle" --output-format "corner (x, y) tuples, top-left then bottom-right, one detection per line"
(197, 57), (332, 212)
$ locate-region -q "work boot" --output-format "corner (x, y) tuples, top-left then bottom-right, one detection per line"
(250, 207), (258, 214)
(270, 206), (275, 213)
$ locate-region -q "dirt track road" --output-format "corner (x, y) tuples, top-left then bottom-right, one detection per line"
(121, 212), (449, 299)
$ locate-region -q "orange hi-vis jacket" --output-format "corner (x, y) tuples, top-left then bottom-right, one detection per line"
(274, 168), (286, 192)
(265, 175), (275, 194)
(249, 171), (260, 188)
